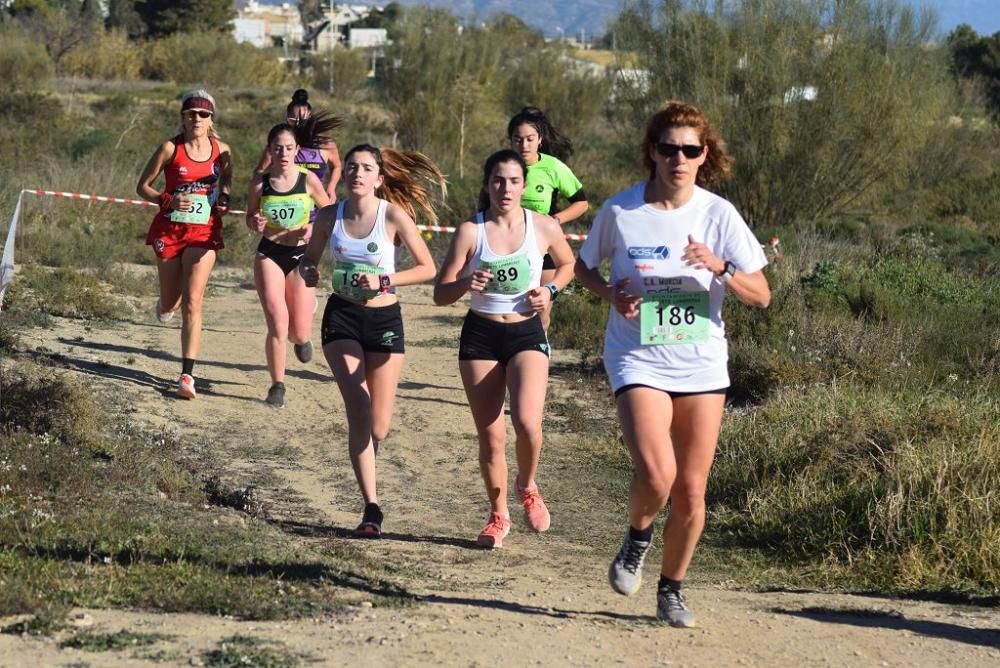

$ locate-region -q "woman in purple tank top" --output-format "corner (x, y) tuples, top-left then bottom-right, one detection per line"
(254, 89), (343, 206)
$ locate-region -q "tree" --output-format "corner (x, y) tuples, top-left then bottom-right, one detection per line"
(106, 0), (145, 38)
(947, 24), (1000, 122)
(612, 0), (954, 230)
(136, 0), (235, 39)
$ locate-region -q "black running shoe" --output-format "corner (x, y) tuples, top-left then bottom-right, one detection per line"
(294, 341), (313, 363)
(353, 502), (383, 538)
(265, 382), (285, 408)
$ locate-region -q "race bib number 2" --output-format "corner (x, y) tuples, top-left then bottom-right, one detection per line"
(332, 261), (381, 301)
(169, 194), (211, 225)
(639, 292), (710, 345)
(478, 255), (531, 295)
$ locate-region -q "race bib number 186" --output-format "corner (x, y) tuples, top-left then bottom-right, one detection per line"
(639, 292), (710, 345)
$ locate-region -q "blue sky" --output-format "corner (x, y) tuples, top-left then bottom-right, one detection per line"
(915, 1), (1000, 36)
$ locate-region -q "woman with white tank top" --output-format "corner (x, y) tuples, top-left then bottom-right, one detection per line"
(434, 149), (575, 549)
(299, 143), (444, 538)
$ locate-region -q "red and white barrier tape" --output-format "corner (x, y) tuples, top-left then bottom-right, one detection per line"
(1, 187), (590, 309)
(15, 187), (589, 239)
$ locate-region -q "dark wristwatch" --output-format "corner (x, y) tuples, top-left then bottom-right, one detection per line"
(545, 283), (559, 301)
(717, 261), (736, 283)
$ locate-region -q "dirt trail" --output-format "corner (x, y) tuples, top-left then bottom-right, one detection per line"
(3, 272), (999, 667)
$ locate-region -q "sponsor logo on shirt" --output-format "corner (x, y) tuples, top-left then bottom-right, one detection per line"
(535, 185), (545, 193)
(627, 246), (669, 260)
(367, 242), (379, 253)
(633, 263), (655, 272)
(335, 245), (347, 254)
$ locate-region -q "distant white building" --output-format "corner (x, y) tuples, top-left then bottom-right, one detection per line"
(234, 0), (376, 51)
(349, 28), (388, 49)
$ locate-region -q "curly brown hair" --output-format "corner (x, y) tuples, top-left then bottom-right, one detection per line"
(641, 101), (732, 189)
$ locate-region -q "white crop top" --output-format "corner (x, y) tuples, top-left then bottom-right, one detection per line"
(467, 209), (544, 315)
(328, 199), (397, 301)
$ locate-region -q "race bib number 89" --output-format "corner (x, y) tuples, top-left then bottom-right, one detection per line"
(639, 292), (710, 345)
(478, 255), (531, 295)
(332, 261), (381, 301)
(169, 194), (211, 225)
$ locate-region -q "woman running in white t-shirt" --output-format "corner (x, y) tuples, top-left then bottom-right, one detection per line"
(575, 101), (771, 627)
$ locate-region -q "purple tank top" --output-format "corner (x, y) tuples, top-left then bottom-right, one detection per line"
(295, 146), (327, 182)
(295, 146), (326, 221)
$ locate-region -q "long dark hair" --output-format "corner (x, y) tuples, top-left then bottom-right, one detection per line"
(477, 149), (527, 212)
(294, 110), (342, 150)
(344, 144), (448, 224)
(506, 106), (574, 161)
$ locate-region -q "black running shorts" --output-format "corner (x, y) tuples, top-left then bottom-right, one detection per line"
(458, 310), (549, 366)
(321, 293), (405, 353)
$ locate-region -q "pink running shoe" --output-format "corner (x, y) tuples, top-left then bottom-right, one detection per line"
(177, 374), (196, 399)
(517, 479), (551, 533)
(476, 512), (512, 549)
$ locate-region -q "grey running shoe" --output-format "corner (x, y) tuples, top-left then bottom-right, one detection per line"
(608, 530), (652, 596)
(294, 341), (313, 363)
(657, 588), (696, 628)
(265, 382), (285, 408)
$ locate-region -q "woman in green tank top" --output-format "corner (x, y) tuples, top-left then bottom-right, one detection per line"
(245, 123), (331, 408)
(507, 107), (589, 329)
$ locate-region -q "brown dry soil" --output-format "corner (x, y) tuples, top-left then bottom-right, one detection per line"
(2, 271), (998, 667)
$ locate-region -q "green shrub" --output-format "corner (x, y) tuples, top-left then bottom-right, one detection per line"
(62, 29), (142, 81)
(142, 33), (288, 87)
(308, 48), (371, 98)
(0, 28), (54, 92)
(712, 383), (1000, 593)
(547, 279), (609, 362)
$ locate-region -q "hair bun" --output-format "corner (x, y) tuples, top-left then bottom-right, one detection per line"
(292, 89), (309, 105)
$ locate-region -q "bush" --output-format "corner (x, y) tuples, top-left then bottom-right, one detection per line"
(712, 383), (1000, 593)
(0, 28), (54, 92)
(62, 29), (142, 81)
(308, 48), (371, 99)
(142, 32), (288, 87)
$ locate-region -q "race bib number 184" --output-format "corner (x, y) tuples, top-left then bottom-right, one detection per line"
(639, 292), (710, 345)
(332, 261), (381, 301)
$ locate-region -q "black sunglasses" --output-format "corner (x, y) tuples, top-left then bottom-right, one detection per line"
(655, 142), (704, 159)
(184, 110), (213, 120)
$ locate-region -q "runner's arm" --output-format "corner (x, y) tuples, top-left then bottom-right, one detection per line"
(136, 141), (174, 205)
(322, 143), (341, 203)
(384, 204), (435, 288)
(433, 221), (478, 305)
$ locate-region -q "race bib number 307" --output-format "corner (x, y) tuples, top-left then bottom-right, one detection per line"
(262, 199), (307, 229)
(639, 292), (710, 345)
(478, 255), (531, 295)
(169, 194), (211, 225)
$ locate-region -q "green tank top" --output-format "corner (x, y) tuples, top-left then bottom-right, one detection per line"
(261, 169), (314, 230)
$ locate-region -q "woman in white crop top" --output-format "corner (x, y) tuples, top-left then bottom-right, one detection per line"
(434, 149), (574, 549)
(300, 143), (444, 538)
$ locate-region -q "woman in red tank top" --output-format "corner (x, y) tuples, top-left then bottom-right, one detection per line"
(136, 89), (233, 400)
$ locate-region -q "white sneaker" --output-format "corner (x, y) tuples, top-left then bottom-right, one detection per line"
(155, 298), (175, 323)
(177, 374), (196, 399)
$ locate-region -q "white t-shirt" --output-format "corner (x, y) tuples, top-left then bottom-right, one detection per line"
(578, 183), (767, 393)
